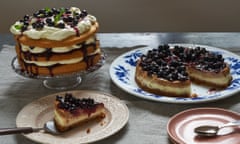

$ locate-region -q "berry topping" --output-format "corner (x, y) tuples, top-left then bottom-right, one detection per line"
(15, 7), (89, 32)
(139, 45), (226, 81)
(81, 9), (88, 17)
(32, 21), (45, 30)
(56, 93), (99, 113)
(56, 22), (65, 29)
(23, 15), (30, 21)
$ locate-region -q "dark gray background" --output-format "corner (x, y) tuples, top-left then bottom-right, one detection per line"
(1, 0), (240, 33)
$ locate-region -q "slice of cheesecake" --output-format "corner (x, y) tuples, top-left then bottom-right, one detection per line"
(54, 93), (105, 132)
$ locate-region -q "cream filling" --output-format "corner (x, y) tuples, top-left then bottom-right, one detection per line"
(24, 57), (83, 66)
(136, 75), (191, 95)
(21, 36), (95, 53)
(23, 48), (100, 66)
(21, 44), (81, 54)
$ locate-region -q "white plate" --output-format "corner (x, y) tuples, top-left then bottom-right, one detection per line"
(16, 90), (129, 144)
(109, 43), (240, 103)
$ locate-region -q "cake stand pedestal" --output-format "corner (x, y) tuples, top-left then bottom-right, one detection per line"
(42, 76), (82, 90)
(11, 52), (106, 90)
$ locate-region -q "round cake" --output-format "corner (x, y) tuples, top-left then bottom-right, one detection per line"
(135, 45), (232, 98)
(10, 7), (101, 76)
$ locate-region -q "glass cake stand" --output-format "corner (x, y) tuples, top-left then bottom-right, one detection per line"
(11, 51), (106, 90)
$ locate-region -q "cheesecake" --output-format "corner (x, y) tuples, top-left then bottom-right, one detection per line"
(54, 93), (105, 132)
(135, 45), (232, 97)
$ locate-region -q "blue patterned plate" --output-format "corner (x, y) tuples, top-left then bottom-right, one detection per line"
(109, 44), (240, 103)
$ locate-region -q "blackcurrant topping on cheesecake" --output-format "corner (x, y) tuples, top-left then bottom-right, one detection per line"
(54, 92), (106, 132)
(138, 45), (188, 81)
(172, 45), (226, 72)
(135, 44), (232, 97)
(56, 93), (102, 115)
(138, 45), (227, 82)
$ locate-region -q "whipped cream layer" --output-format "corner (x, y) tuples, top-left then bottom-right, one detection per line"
(10, 7), (97, 41)
(21, 36), (95, 53)
(23, 48), (100, 66)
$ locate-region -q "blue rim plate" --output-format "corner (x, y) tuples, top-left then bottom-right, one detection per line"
(109, 44), (240, 103)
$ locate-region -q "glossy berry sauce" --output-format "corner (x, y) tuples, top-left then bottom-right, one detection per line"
(56, 93), (103, 116)
(139, 45), (226, 81)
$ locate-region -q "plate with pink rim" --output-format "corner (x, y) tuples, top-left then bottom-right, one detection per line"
(109, 43), (240, 103)
(16, 90), (129, 144)
(167, 107), (240, 144)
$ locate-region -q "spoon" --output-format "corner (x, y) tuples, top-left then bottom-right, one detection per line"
(194, 120), (240, 137)
(0, 120), (60, 135)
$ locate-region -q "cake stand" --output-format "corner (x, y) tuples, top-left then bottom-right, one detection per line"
(11, 51), (106, 90)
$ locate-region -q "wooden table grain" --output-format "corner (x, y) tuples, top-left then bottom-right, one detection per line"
(0, 33), (240, 144)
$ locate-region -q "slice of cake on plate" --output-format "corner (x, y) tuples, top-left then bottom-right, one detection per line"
(54, 93), (105, 132)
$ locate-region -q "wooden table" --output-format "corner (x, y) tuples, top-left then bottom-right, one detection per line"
(0, 33), (240, 144)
